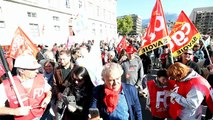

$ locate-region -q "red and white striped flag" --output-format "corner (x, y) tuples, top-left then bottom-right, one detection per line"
(139, 0), (170, 55)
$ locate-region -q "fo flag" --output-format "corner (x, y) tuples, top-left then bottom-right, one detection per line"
(116, 36), (127, 54)
(0, 62), (5, 77)
(139, 0), (170, 55)
(169, 11), (201, 57)
(8, 27), (39, 59)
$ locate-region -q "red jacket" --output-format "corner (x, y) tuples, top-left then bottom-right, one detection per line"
(147, 80), (175, 118)
(3, 74), (46, 120)
(169, 75), (213, 119)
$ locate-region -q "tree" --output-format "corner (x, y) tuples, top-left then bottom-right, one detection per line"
(117, 15), (133, 35)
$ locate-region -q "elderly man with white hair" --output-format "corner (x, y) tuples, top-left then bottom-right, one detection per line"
(107, 51), (118, 63)
(0, 54), (52, 120)
(89, 62), (142, 120)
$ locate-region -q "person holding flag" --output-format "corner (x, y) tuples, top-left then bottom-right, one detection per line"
(0, 54), (52, 120)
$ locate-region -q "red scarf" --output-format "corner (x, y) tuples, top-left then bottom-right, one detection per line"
(104, 86), (122, 113)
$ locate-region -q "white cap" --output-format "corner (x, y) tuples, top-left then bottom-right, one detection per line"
(14, 54), (41, 69)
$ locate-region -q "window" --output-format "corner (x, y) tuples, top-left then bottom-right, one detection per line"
(65, 0), (70, 8)
(103, 9), (106, 19)
(100, 24), (102, 34)
(0, 21), (5, 28)
(53, 16), (59, 21)
(97, 6), (100, 17)
(54, 25), (60, 31)
(27, 12), (37, 18)
(29, 23), (39, 37)
(78, 0), (82, 8)
(92, 23), (96, 35)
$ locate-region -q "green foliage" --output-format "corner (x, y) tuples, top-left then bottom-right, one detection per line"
(117, 15), (133, 35)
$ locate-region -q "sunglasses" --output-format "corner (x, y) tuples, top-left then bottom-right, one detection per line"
(184, 53), (192, 55)
(72, 77), (84, 83)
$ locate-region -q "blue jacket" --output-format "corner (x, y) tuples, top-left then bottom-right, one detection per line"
(90, 83), (143, 120)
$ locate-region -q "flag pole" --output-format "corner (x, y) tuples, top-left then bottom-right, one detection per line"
(200, 39), (212, 64)
(0, 46), (24, 107)
(169, 48), (174, 64)
(166, 36), (174, 64)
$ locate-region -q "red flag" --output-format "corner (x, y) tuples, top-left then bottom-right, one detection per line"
(6, 57), (13, 71)
(126, 45), (137, 54)
(0, 62), (5, 77)
(116, 36), (127, 54)
(8, 27), (39, 59)
(169, 11), (201, 57)
(139, 0), (170, 55)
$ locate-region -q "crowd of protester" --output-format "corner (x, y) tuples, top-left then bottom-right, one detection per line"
(0, 36), (213, 120)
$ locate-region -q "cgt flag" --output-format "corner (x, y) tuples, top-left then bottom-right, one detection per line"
(138, 0), (170, 55)
(116, 36), (127, 54)
(7, 27), (39, 59)
(169, 11), (201, 57)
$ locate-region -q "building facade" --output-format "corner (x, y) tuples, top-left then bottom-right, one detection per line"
(129, 14), (142, 35)
(0, 0), (117, 46)
(189, 7), (213, 38)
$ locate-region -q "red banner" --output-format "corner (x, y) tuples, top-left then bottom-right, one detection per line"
(0, 62), (5, 77)
(169, 11), (201, 57)
(116, 36), (127, 54)
(139, 0), (170, 55)
(7, 27), (39, 59)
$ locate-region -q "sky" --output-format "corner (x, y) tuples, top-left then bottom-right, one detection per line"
(117, 0), (213, 19)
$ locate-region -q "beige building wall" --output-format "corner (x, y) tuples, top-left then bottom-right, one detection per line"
(0, 0), (117, 46)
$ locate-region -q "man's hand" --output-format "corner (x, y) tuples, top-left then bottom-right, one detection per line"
(41, 96), (51, 108)
(165, 90), (171, 97)
(14, 106), (31, 116)
(207, 64), (213, 73)
(57, 92), (63, 101)
(145, 105), (151, 111)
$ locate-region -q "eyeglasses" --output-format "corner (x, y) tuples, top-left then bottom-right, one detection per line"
(23, 68), (38, 71)
(184, 53), (192, 55)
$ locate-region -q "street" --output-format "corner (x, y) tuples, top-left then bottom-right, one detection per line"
(140, 68), (158, 120)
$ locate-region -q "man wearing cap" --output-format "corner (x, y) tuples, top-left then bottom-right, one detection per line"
(121, 45), (144, 93)
(0, 54), (52, 120)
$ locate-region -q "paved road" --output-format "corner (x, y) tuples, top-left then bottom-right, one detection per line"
(140, 69), (158, 120)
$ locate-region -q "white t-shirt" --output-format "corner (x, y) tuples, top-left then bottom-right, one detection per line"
(0, 77), (51, 107)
